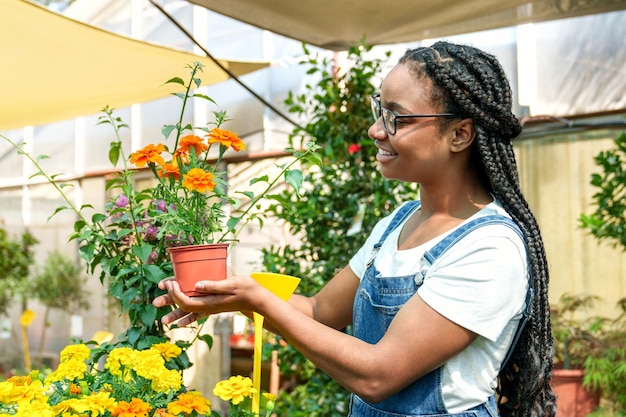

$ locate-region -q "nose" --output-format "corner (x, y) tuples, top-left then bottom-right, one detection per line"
(368, 118), (388, 141)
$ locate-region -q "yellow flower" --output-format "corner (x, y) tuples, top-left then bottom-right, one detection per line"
(206, 127), (246, 152)
(167, 391), (212, 415)
(59, 344), (91, 363)
(182, 167), (215, 193)
(53, 391), (116, 416)
(150, 369), (183, 393)
(86, 390), (118, 414)
(213, 375), (257, 405)
(112, 397), (152, 417)
(130, 143), (166, 167)
(134, 348), (165, 380)
(0, 375), (46, 405)
(7, 399), (55, 417)
(46, 359), (87, 383)
(263, 392), (277, 402)
(105, 347), (136, 378)
(150, 342), (182, 361)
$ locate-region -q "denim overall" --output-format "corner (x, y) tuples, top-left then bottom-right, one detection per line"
(349, 201), (532, 417)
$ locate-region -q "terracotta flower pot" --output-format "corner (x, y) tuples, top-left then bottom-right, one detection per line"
(552, 368), (600, 417)
(168, 243), (229, 296)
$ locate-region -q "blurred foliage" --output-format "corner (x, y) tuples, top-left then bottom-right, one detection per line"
(30, 250), (90, 367)
(0, 226), (38, 315)
(30, 251), (90, 314)
(579, 130), (626, 250)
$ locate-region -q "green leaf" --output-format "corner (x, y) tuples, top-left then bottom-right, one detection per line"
(285, 169), (304, 193)
(92, 213), (107, 223)
(238, 191), (254, 200)
(132, 244), (154, 263)
(120, 287), (139, 310)
(250, 175), (269, 185)
(164, 77), (185, 86)
(162, 124), (176, 139)
(192, 93), (216, 104)
(126, 327), (142, 345)
(227, 216), (241, 231)
(48, 206), (69, 221)
(142, 264), (168, 284)
(139, 304), (158, 328)
(109, 279), (125, 298)
(198, 334), (214, 349)
(109, 141), (122, 166)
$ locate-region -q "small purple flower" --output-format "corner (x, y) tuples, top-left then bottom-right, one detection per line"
(146, 250), (158, 264)
(144, 226), (159, 241)
(163, 234), (180, 247)
(154, 199), (167, 213)
(120, 234), (134, 246)
(115, 194), (129, 208)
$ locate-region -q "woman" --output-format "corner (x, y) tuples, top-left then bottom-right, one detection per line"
(153, 41), (556, 417)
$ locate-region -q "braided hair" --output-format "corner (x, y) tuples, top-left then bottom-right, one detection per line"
(399, 42), (556, 417)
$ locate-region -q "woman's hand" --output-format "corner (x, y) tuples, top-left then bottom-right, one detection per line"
(152, 275), (263, 326)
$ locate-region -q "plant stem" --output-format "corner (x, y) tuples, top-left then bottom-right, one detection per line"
(173, 62), (202, 151)
(218, 148), (310, 243)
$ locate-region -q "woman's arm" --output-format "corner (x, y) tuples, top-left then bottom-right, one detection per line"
(153, 266), (477, 403)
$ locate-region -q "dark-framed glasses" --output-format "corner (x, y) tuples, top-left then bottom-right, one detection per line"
(369, 94), (458, 135)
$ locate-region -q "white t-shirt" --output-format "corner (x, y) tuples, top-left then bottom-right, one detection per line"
(348, 200), (528, 413)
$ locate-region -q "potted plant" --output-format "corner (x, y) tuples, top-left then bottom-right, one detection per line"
(582, 297), (626, 416)
(550, 293), (602, 417)
(551, 293), (626, 416)
(2, 61), (319, 344)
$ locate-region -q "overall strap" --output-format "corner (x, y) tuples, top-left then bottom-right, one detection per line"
(423, 215), (522, 264)
(422, 215), (533, 367)
(376, 201), (421, 247)
(366, 201), (421, 268)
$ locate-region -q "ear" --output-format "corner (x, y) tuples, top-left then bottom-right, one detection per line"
(449, 118), (475, 153)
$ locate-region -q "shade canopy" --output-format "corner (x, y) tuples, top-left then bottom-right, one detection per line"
(0, 0), (268, 131)
(187, 0), (626, 50)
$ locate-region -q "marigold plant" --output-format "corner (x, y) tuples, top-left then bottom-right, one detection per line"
(0, 343), (274, 417)
(0, 343), (200, 416)
(1, 61), (320, 347)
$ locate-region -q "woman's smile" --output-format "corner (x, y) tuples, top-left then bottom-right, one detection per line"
(375, 143), (399, 163)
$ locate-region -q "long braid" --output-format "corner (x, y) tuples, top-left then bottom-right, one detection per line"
(400, 42), (557, 417)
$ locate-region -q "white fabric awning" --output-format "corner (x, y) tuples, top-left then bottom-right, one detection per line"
(0, 0), (268, 131)
(187, 0), (626, 50)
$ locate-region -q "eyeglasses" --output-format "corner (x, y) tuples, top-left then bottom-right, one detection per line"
(369, 94), (458, 135)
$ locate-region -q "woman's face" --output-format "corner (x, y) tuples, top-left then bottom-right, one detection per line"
(368, 63), (458, 184)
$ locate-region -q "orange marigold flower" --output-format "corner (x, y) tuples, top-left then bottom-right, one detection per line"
(129, 143), (165, 167)
(69, 383), (82, 395)
(172, 149), (190, 164)
(153, 408), (176, 417)
(206, 128), (246, 152)
(167, 391), (211, 415)
(177, 134), (208, 156)
(112, 398), (152, 417)
(182, 168), (215, 193)
(157, 162), (180, 180)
